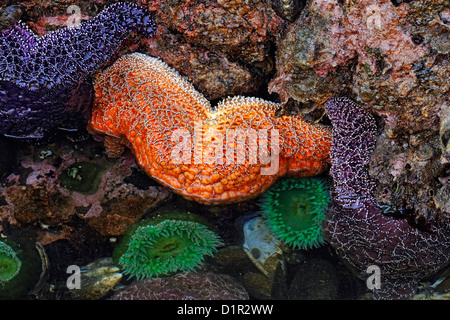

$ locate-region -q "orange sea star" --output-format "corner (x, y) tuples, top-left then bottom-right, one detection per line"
(88, 53), (331, 204)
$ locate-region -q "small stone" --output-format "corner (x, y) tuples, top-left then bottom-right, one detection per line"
(70, 257), (123, 300)
(288, 258), (339, 300)
(110, 272), (249, 300)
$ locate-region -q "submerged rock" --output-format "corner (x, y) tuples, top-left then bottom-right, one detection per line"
(70, 257), (123, 300)
(270, 0), (448, 133)
(270, 0), (450, 224)
(0, 138), (15, 180)
(0, 5), (22, 31)
(142, 0), (286, 100)
(288, 258), (339, 300)
(109, 272), (249, 300)
(0, 138), (170, 237)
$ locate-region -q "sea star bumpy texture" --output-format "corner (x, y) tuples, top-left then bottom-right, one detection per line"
(323, 97), (450, 299)
(0, 2), (156, 140)
(88, 53), (332, 205)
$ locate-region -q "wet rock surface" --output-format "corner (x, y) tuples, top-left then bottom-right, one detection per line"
(0, 4), (23, 31)
(270, 0), (449, 131)
(288, 257), (339, 300)
(141, 0), (286, 100)
(109, 271), (250, 300)
(69, 257), (123, 300)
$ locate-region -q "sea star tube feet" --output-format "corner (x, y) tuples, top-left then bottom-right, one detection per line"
(88, 53), (332, 205)
(323, 96), (450, 299)
(0, 2), (156, 140)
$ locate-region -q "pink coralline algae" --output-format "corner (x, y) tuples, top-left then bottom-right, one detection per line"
(323, 97), (450, 299)
(266, 0), (449, 229)
(0, 141), (170, 238)
(269, 0), (449, 133)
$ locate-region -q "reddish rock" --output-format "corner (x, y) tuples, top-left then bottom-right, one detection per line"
(141, 0), (286, 100)
(269, 0), (449, 134)
(27, 12), (91, 36)
(143, 0), (280, 62)
(0, 138), (170, 237)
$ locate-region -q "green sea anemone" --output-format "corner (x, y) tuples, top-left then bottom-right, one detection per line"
(259, 177), (330, 250)
(0, 237), (46, 299)
(59, 161), (104, 195)
(113, 213), (223, 279)
(0, 241), (21, 283)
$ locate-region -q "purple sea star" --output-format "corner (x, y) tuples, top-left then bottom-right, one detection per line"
(323, 97), (450, 299)
(0, 2), (156, 140)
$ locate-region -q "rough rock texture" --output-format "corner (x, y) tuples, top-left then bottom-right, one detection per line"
(288, 258), (339, 300)
(323, 97), (450, 300)
(140, 0), (286, 100)
(0, 1), (156, 140)
(109, 271), (249, 300)
(269, 0), (450, 222)
(10, 0), (286, 101)
(0, 4), (23, 31)
(0, 138), (170, 238)
(270, 0), (448, 130)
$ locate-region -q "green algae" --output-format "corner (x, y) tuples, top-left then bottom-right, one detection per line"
(59, 161), (105, 195)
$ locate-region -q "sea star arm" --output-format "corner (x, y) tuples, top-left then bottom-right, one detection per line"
(0, 2), (157, 140)
(323, 97), (450, 299)
(25, 2), (156, 90)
